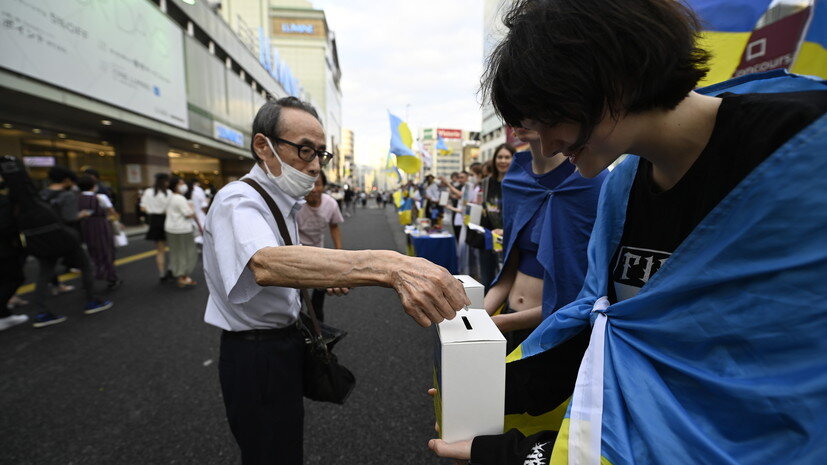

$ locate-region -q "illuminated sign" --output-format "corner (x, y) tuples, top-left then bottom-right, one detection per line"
(282, 23), (315, 34)
(213, 122), (244, 147)
(438, 128), (463, 139)
(23, 156), (56, 167)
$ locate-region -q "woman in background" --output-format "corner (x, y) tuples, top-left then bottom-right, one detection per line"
(141, 173), (171, 282)
(164, 176), (197, 288)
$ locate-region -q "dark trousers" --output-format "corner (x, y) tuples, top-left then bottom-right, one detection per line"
(219, 327), (305, 465)
(478, 249), (500, 291)
(34, 244), (95, 311)
(311, 289), (326, 322)
(0, 253), (26, 317)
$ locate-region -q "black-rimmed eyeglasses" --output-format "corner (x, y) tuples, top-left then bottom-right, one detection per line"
(275, 138), (334, 166)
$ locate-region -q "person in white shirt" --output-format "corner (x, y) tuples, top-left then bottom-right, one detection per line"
(296, 170), (344, 322)
(164, 176), (197, 287)
(188, 178), (209, 243)
(140, 173), (172, 281)
(203, 97), (468, 465)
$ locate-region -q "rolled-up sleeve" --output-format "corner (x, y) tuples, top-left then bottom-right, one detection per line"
(206, 191), (280, 305)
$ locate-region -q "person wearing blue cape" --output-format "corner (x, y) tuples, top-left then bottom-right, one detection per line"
(428, 0), (827, 463)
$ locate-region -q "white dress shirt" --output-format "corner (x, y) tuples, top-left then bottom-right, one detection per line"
(203, 164), (306, 331)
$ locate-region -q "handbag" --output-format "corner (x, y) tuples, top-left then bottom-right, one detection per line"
(241, 178), (356, 404)
(112, 220), (128, 247)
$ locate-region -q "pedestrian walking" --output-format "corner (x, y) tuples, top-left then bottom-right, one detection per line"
(0, 172), (28, 331)
(203, 97), (468, 465)
(297, 171), (344, 322)
(165, 176), (198, 288)
(77, 175), (121, 289)
(141, 173), (172, 281)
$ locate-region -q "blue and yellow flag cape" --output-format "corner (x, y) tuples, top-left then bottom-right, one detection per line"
(492, 152), (606, 435)
(511, 71), (827, 465)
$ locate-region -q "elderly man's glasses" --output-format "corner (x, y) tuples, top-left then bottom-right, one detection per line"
(275, 138), (333, 166)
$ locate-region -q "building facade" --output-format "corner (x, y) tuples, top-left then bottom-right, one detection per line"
(0, 0), (303, 223)
(480, 0), (509, 162)
(340, 128), (354, 183)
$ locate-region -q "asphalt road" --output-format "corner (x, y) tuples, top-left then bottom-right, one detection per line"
(0, 203), (446, 465)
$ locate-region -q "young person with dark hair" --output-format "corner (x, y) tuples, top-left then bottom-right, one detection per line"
(476, 143), (514, 289)
(141, 173), (172, 281)
(77, 175), (120, 289)
(429, 0), (827, 463)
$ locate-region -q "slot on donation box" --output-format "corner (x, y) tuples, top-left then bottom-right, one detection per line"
(454, 275), (484, 309)
(433, 309), (506, 443)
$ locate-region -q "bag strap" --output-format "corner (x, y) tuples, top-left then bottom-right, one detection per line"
(241, 178), (323, 338)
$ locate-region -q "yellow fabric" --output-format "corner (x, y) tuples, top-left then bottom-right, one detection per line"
(504, 398), (570, 436)
(492, 231), (503, 252)
(697, 31), (751, 87)
(505, 344), (523, 363)
(398, 209), (412, 225)
(396, 154), (422, 174)
(432, 368), (443, 439)
(392, 190), (402, 208)
(492, 302), (506, 316)
(549, 418), (614, 465)
(791, 41), (827, 79)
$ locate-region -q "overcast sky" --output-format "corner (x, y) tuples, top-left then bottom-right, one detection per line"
(311, 0), (484, 167)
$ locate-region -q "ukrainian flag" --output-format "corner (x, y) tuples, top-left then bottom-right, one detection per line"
(692, 0), (826, 86)
(436, 135), (451, 156)
(388, 112), (421, 174)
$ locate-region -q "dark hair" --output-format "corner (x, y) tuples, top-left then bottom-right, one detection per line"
(168, 175), (183, 193)
(482, 0), (710, 149)
(250, 96), (321, 162)
(77, 175), (96, 192)
(83, 168), (100, 178)
(491, 143), (516, 179)
(48, 166), (77, 184)
(153, 173), (169, 196)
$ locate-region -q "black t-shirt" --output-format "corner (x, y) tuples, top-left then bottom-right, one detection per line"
(609, 91), (827, 303)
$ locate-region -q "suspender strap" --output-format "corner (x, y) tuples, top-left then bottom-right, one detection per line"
(241, 178), (323, 337)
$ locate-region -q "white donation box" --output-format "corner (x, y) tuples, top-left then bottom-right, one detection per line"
(433, 308), (506, 443)
(454, 275), (484, 309)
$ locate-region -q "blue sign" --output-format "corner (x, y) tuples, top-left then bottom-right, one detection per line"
(213, 122), (244, 147)
(281, 23), (314, 34)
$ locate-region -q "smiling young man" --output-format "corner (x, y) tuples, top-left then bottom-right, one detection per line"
(203, 97), (469, 465)
(428, 0), (827, 463)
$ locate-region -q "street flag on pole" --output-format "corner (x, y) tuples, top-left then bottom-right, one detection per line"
(388, 112), (421, 174)
(436, 135), (451, 156)
(689, 0), (826, 86)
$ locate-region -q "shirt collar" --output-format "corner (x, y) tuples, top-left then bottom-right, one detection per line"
(245, 163), (306, 217)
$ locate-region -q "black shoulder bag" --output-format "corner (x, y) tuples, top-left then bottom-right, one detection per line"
(242, 178), (356, 404)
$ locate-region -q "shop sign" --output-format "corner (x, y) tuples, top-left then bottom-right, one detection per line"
(733, 6), (812, 77)
(438, 128), (463, 139)
(213, 122), (245, 147)
(281, 23), (315, 34)
(126, 164), (142, 184)
(23, 156), (55, 167)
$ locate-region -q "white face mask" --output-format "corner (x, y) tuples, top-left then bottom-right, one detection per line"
(263, 138), (317, 198)
(177, 184), (189, 195)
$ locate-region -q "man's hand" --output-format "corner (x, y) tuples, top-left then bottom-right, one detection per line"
(326, 287), (349, 296)
(390, 257), (469, 327)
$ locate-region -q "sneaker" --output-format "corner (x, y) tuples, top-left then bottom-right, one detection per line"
(0, 314), (29, 331)
(51, 283), (75, 296)
(84, 300), (113, 315)
(32, 312), (67, 328)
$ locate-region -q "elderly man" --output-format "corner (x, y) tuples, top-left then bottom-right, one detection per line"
(203, 97), (467, 465)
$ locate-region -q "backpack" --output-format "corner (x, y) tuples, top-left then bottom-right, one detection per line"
(0, 156), (80, 258)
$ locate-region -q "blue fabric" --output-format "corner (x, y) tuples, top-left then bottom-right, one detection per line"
(515, 213), (544, 279)
(685, 0), (772, 32)
(520, 72), (827, 464)
(411, 235), (457, 274)
(494, 151), (606, 319)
